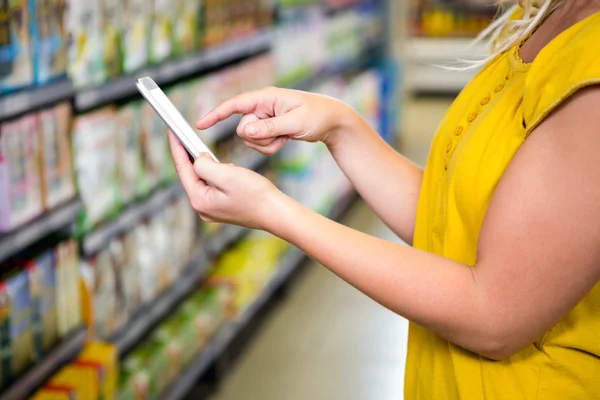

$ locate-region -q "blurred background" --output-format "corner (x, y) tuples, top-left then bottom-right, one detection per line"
(0, 0), (498, 399)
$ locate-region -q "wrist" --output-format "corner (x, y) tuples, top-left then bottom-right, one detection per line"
(323, 102), (364, 151)
(260, 188), (296, 236)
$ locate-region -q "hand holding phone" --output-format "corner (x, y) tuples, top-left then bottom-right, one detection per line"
(136, 77), (219, 162)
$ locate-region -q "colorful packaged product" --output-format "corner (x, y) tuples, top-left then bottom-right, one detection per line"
(29, 0), (68, 85)
(30, 386), (78, 400)
(149, 0), (174, 63)
(55, 239), (82, 337)
(66, 0), (103, 87)
(72, 108), (118, 231)
(173, 0), (200, 55)
(150, 322), (182, 385)
(0, 0), (34, 93)
(130, 339), (170, 397)
(120, 356), (148, 400)
(108, 234), (139, 328)
(116, 102), (143, 205)
(140, 102), (170, 190)
(100, 0), (122, 79)
(38, 103), (75, 210)
(121, 0), (150, 73)
(78, 342), (118, 400)
(49, 365), (99, 400)
(26, 250), (58, 360)
(80, 249), (117, 340)
(0, 115), (43, 232)
(133, 223), (158, 305)
(0, 268), (31, 381)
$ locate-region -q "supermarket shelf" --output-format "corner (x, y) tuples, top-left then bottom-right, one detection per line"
(161, 246), (306, 400)
(75, 30), (274, 112)
(0, 329), (87, 400)
(0, 79), (74, 122)
(0, 199), (80, 262)
(81, 184), (185, 256)
(162, 191), (357, 400)
(113, 250), (211, 356)
(207, 225), (251, 258)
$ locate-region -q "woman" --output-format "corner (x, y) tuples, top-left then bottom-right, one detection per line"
(170, 0), (600, 398)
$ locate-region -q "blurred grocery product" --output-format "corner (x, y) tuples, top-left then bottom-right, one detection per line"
(0, 0), (35, 93)
(72, 107), (119, 232)
(0, 115), (43, 232)
(411, 0), (497, 38)
(38, 103), (75, 210)
(30, 0), (69, 85)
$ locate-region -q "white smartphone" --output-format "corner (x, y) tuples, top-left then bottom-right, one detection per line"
(136, 77), (219, 162)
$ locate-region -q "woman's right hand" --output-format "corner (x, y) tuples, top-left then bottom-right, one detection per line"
(195, 86), (353, 155)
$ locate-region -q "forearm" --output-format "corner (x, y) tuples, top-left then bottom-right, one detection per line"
(268, 195), (501, 357)
(326, 110), (423, 245)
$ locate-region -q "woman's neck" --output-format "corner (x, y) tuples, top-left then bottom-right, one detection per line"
(519, 1), (600, 64)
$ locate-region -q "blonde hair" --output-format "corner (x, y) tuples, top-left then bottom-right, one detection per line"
(461, 0), (564, 67)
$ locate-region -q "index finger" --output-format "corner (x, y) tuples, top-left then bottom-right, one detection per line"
(196, 88), (275, 130)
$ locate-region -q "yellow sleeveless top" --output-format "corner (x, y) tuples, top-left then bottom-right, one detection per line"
(407, 11), (600, 400)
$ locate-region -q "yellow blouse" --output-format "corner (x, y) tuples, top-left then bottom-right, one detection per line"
(407, 11), (600, 400)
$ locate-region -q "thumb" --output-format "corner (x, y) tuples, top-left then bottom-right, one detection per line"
(193, 153), (234, 188)
(243, 113), (301, 140)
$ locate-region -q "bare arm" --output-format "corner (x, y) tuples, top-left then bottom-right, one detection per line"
(326, 111), (424, 244)
(262, 87), (600, 359)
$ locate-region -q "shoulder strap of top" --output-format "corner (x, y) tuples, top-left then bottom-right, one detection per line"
(523, 11), (600, 137)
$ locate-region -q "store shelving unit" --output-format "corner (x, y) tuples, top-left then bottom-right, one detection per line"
(75, 30), (274, 112)
(0, 200), (80, 261)
(0, 329), (88, 400)
(162, 190), (357, 400)
(81, 184), (185, 256)
(1, 0), (392, 398)
(112, 250), (211, 355)
(0, 80), (74, 122)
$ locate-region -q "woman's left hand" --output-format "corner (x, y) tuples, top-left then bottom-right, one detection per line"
(168, 132), (284, 231)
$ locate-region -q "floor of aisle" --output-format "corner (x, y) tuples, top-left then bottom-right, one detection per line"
(204, 97), (452, 400)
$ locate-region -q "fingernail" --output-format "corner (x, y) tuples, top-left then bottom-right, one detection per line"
(246, 125), (258, 137)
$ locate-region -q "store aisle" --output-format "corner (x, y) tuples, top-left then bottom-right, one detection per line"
(207, 97), (452, 400)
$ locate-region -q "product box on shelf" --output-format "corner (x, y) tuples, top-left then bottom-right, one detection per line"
(77, 342), (118, 400)
(25, 249), (58, 360)
(100, 0), (123, 79)
(149, 0), (175, 64)
(132, 222), (159, 306)
(80, 248), (117, 340)
(140, 102), (171, 192)
(38, 102), (76, 210)
(121, 0), (150, 73)
(0, 0), (34, 93)
(48, 364), (99, 400)
(124, 338), (170, 399)
(115, 102), (144, 206)
(0, 268), (32, 383)
(173, 0), (201, 56)
(72, 107), (119, 232)
(29, 0), (68, 85)
(0, 115), (44, 232)
(55, 239), (82, 337)
(30, 387), (77, 400)
(108, 233), (140, 327)
(66, 0), (103, 88)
